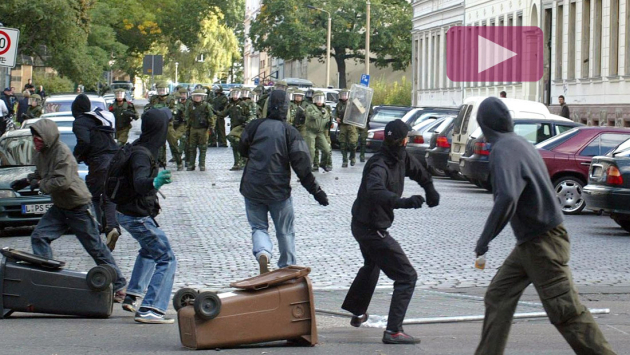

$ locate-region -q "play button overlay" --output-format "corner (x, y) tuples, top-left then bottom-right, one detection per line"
(446, 26), (543, 82)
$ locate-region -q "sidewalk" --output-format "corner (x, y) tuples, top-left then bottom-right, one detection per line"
(1, 286), (628, 354)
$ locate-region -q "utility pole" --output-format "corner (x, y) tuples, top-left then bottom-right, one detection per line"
(366, 1), (370, 76)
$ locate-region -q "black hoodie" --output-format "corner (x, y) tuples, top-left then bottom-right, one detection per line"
(116, 108), (169, 217)
(475, 97), (564, 255)
(72, 94), (118, 162)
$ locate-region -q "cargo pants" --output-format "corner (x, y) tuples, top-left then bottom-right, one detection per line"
(116, 126), (131, 145)
(357, 127), (368, 161)
(475, 225), (616, 355)
(188, 127), (209, 169)
(227, 125), (246, 168)
(167, 123), (184, 167)
(339, 124), (358, 164)
(305, 130), (331, 169)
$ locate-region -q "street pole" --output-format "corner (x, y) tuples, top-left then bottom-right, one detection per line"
(326, 15), (331, 88)
(366, 0), (370, 76)
(175, 62), (179, 84)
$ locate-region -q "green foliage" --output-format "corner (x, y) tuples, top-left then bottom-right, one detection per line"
(32, 72), (75, 95)
(371, 77), (411, 106)
(249, 0), (412, 88)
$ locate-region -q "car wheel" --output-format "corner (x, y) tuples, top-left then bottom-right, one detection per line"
(194, 291), (222, 320)
(173, 288), (199, 311)
(612, 216), (630, 233)
(554, 176), (586, 215)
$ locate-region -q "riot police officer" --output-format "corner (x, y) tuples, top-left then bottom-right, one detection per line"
(211, 86), (229, 147)
(186, 89), (215, 171)
(24, 94), (43, 120)
(305, 91), (332, 172)
(288, 90), (308, 137)
(145, 81), (176, 167)
(335, 89), (357, 167)
(220, 89), (248, 170)
(109, 88), (138, 145)
(171, 88), (190, 171)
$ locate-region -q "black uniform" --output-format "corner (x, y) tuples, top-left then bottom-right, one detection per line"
(342, 120), (440, 333)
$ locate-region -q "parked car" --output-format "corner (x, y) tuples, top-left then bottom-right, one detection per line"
(426, 117), (462, 180)
(22, 116), (75, 130)
(460, 117), (582, 191)
(0, 128), (88, 229)
(368, 105), (415, 131)
(536, 127), (630, 214)
(583, 138), (630, 232)
(449, 97), (556, 175)
(366, 107), (458, 152)
(43, 94), (107, 114)
(407, 117), (452, 173)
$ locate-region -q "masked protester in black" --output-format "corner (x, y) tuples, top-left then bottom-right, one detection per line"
(473, 97), (616, 355)
(342, 119), (440, 345)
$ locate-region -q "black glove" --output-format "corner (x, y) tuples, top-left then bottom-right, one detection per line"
(313, 189), (329, 206)
(29, 178), (40, 191)
(10, 178), (29, 191)
(394, 195), (425, 209)
(424, 183), (440, 207)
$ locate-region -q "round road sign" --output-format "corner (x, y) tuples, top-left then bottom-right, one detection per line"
(0, 30), (11, 56)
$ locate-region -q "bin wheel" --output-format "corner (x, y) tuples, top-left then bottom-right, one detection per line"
(173, 288), (199, 311)
(99, 264), (118, 283)
(194, 291), (222, 320)
(86, 266), (113, 291)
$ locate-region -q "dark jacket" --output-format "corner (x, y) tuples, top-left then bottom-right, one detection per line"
(30, 119), (92, 210)
(239, 90), (321, 202)
(117, 108), (170, 218)
(475, 97), (564, 255)
(72, 94), (118, 163)
(17, 97), (29, 123)
(560, 103), (570, 119)
(352, 145), (433, 230)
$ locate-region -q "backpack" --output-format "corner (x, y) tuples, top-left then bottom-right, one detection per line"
(105, 144), (153, 205)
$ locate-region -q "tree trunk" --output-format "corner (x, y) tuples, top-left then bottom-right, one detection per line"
(334, 52), (347, 89)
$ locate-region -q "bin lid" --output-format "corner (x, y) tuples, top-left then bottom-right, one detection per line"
(230, 266), (311, 290)
(1, 247), (65, 269)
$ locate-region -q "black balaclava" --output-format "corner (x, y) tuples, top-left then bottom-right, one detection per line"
(267, 90), (288, 121)
(71, 94), (91, 118)
(382, 119), (410, 161)
(136, 108), (170, 158)
(477, 97), (514, 143)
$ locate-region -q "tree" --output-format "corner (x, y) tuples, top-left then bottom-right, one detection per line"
(249, 0), (412, 88)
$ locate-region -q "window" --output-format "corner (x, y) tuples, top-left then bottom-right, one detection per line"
(582, 0), (591, 78)
(580, 133), (630, 156)
(555, 4), (564, 80)
(460, 105), (473, 134)
(556, 124), (577, 135)
(610, 0), (620, 76)
(611, 137), (630, 156)
(536, 128), (580, 150)
(513, 123), (553, 144)
(593, 0), (602, 77)
(453, 105), (468, 135)
(414, 39), (419, 86)
(568, 2), (576, 79)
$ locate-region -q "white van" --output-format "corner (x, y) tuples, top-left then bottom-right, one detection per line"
(447, 97), (554, 173)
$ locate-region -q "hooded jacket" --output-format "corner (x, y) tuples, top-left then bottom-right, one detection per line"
(352, 143), (433, 230)
(30, 119), (92, 210)
(239, 90), (321, 202)
(116, 108), (169, 217)
(475, 97), (564, 255)
(72, 94), (118, 163)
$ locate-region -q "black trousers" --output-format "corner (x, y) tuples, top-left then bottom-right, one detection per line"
(86, 154), (118, 232)
(342, 220), (417, 332)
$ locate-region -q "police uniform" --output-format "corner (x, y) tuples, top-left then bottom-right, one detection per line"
(186, 89), (215, 171)
(335, 89), (358, 167)
(108, 88), (138, 145)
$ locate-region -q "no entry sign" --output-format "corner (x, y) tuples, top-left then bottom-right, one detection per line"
(0, 28), (20, 68)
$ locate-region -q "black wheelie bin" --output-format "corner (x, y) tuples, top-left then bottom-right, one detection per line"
(0, 247), (114, 318)
(176, 265), (317, 349)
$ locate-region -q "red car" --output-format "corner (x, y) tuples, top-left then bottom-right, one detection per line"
(536, 127), (630, 214)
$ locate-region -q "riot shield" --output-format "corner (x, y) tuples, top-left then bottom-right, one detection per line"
(343, 84), (373, 129)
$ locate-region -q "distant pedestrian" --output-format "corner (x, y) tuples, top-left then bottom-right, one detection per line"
(499, 91), (507, 98)
(36, 85), (46, 99)
(559, 95), (570, 119)
(473, 97), (615, 355)
(239, 89), (329, 274)
(23, 79), (34, 93)
(1, 87), (13, 116)
(118, 108), (177, 324)
(15, 119), (127, 301)
(342, 119), (440, 345)
(72, 94), (121, 250)
(16, 91), (29, 124)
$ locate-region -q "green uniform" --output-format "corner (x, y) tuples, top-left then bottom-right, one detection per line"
(288, 101), (309, 137)
(25, 105), (42, 119)
(109, 100), (137, 145)
(220, 99), (248, 170)
(313, 105), (333, 170)
(335, 100), (357, 167)
(186, 101), (215, 170)
(211, 93), (229, 147)
(171, 99), (190, 169)
(145, 94), (176, 167)
(305, 103), (332, 170)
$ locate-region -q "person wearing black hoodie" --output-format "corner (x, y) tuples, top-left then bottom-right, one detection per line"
(342, 119), (440, 345)
(473, 97), (615, 355)
(72, 94), (121, 250)
(117, 108), (177, 324)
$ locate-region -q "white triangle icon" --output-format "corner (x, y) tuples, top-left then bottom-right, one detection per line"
(478, 36), (517, 74)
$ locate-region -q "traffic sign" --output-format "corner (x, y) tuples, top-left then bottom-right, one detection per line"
(0, 27), (20, 68)
(360, 74), (370, 87)
(254, 78), (260, 85)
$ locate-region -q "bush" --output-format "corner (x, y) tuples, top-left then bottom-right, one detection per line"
(32, 72), (75, 95)
(371, 76), (411, 106)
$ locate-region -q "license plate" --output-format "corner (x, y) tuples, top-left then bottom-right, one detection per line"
(591, 166), (603, 178)
(22, 203), (53, 215)
(425, 152), (430, 158)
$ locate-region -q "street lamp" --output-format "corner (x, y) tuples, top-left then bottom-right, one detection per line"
(307, 5), (332, 88)
(366, 1), (370, 76)
(175, 62), (179, 85)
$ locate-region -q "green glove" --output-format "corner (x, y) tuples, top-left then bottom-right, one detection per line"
(153, 170), (172, 190)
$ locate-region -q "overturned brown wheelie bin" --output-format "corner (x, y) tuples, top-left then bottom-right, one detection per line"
(175, 266), (317, 349)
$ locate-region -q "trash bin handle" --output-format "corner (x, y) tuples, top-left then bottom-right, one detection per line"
(253, 283), (270, 290)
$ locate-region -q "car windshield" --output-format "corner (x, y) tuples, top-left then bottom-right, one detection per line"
(0, 133), (77, 166)
(434, 117), (455, 133)
(371, 108), (409, 123)
(612, 137), (630, 157)
(411, 118), (438, 131)
(536, 127), (580, 150)
(44, 100), (106, 113)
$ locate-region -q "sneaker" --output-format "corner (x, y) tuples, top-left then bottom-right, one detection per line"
(382, 330), (421, 345)
(350, 313), (369, 327)
(114, 289), (126, 303)
(134, 309), (174, 324)
(106, 228), (120, 252)
(258, 254), (270, 275)
(122, 295), (138, 313)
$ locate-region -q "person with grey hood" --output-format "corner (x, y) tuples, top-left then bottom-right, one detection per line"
(12, 119), (127, 301)
(72, 94), (121, 251)
(473, 97), (616, 355)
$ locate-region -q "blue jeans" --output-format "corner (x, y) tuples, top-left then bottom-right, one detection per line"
(244, 197), (296, 268)
(118, 213), (177, 314)
(31, 204), (127, 292)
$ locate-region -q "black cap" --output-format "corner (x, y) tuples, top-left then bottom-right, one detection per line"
(384, 119), (410, 141)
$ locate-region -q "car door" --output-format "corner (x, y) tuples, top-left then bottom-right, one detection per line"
(575, 133), (630, 177)
(450, 105), (472, 163)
